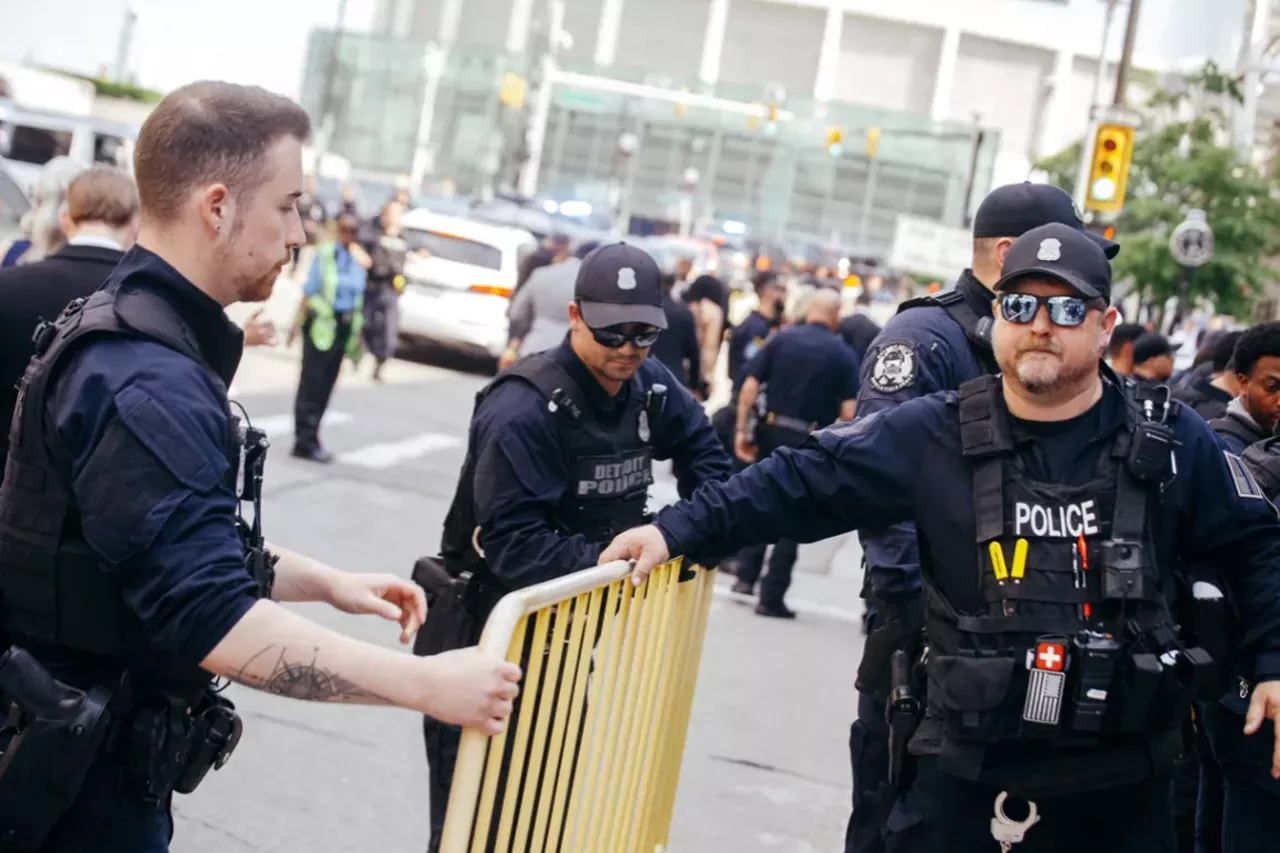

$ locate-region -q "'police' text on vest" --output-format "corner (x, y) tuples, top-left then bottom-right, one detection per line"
(576, 453), (653, 498)
(1014, 500), (1100, 538)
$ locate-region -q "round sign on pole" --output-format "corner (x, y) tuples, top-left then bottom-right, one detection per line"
(1169, 209), (1214, 268)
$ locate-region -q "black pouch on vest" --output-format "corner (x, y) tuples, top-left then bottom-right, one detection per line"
(412, 557), (485, 659)
(1127, 421), (1175, 482)
(1112, 652), (1162, 733)
(930, 654), (1027, 743)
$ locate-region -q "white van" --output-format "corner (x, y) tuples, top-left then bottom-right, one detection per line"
(396, 210), (538, 360)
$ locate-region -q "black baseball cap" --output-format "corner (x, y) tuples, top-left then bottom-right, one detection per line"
(574, 242), (668, 330)
(1133, 333), (1174, 365)
(994, 222), (1112, 302)
(974, 182), (1120, 259)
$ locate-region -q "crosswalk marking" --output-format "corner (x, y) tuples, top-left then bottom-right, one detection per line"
(337, 433), (463, 469)
(252, 411), (354, 438)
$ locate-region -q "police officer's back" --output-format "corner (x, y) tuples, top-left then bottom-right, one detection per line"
(728, 289), (858, 617)
(604, 223), (1280, 853)
(413, 242), (733, 849)
(0, 167), (138, 462)
(0, 81), (518, 853)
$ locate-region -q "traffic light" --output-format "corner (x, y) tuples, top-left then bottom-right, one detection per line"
(498, 72), (526, 109)
(1084, 123), (1134, 214)
(825, 127), (844, 158)
(865, 127), (880, 159)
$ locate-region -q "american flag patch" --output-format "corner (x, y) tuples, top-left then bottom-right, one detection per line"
(1022, 668), (1065, 726)
(1225, 452), (1265, 500)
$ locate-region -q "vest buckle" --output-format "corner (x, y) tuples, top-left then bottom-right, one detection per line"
(30, 321), (57, 356)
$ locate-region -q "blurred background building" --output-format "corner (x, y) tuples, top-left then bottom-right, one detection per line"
(298, 0), (1250, 259)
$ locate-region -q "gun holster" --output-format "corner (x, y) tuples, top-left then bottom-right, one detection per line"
(885, 648), (923, 792)
(412, 556), (495, 659)
(121, 687), (243, 805)
(0, 647), (118, 851)
(856, 596), (925, 702)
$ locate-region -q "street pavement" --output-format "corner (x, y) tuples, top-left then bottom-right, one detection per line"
(172, 335), (867, 853)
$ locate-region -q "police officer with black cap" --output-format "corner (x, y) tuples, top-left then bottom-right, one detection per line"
(0, 81), (520, 853)
(848, 183), (1121, 853)
(604, 222), (1280, 853)
(413, 241), (733, 851)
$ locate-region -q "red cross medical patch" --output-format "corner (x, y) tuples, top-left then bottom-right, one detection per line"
(1034, 642), (1066, 672)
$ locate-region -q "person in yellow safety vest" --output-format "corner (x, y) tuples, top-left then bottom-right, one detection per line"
(290, 214), (370, 462)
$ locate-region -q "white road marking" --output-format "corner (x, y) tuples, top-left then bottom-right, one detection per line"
(337, 432), (462, 469)
(251, 410), (354, 437)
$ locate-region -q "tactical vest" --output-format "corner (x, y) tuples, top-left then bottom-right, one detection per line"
(896, 286), (999, 375)
(0, 286), (246, 679)
(925, 375), (1194, 797)
(440, 353), (658, 582)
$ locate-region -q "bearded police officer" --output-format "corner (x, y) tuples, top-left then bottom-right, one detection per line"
(0, 82), (519, 853)
(413, 241), (733, 850)
(603, 222), (1280, 853)
(849, 183), (1120, 853)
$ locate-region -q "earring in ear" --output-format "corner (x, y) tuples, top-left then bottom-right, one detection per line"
(215, 224), (221, 232)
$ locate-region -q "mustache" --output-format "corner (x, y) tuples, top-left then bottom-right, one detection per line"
(1017, 340), (1062, 355)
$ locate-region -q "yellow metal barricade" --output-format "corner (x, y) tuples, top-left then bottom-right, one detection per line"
(440, 559), (716, 853)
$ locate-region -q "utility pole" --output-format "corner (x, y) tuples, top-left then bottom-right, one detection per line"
(112, 7), (137, 84)
(315, 0), (350, 167)
(1112, 0), (1142, 106)
(1074, 0), (1119, 213)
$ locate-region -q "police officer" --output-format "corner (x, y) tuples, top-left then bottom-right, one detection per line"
(0, 81), (519, 853)
(850, 183), (1120, 853)
(603, 223), (1280, 853)
(730, 288), (859, 617)
(413, 241), (733, 850)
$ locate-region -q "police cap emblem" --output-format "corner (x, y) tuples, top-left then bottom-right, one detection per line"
(618, 267), (637, 290)
(869, 341), (916, 394)
(1037, 238), (1062, 262)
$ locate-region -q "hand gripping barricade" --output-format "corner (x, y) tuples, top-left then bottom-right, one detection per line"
(0, 289), (273, 850)
(436, 558), (715, 853)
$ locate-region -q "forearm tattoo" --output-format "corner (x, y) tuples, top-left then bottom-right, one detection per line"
(233, 645), (392, 704)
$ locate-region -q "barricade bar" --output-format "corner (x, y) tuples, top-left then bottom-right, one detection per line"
(440, 559), (715, 853)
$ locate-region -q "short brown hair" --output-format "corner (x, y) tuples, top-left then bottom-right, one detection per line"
(133, 81), (311, 222)
(65, 166), (139, 228)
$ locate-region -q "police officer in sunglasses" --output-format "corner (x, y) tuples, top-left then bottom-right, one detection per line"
(412, 242), (733, 850)
(603, 222), (1280, 853)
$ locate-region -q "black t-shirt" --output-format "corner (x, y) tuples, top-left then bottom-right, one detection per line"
(748, 322), (860, 428)
(1007, 384), (1126, 485)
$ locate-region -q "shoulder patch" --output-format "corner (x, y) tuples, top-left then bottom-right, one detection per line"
(868, 341), (918, 394)
(1224, 451), (1265, 500)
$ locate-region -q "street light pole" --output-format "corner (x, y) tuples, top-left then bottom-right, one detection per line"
(1112, 0), (1142, 107)
(1074, 0), (1119, 213)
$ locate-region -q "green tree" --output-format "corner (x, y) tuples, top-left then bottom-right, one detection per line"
(1035, 61), (1280, 320)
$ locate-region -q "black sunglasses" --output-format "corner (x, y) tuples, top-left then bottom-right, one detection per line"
(588, 325), (662, 349)
(999, 293), (1101, 328)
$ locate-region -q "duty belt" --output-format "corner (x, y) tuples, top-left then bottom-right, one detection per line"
(764, 412), (817, 434)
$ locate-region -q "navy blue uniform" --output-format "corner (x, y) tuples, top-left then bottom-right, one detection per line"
(35, 248), (259, 851)
(654, 385), (1280, 851)
(748, 322), (860, 430)
(727, 310), (775, 395)
(735, 322), (859, 607)
(469, 338), (732, 588)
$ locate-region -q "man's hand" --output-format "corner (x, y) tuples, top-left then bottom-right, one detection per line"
(498, 344), (519, 371)
(600, 525), (670, 586)
(734, 432), (757, 464)
(1244, 680), (1280, 779)
(327, 573), (427, 644)
(243, 308), (278, 347)
(420, 648), (522, 734)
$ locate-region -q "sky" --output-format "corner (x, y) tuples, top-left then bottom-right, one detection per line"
(0, 0), (377, 99)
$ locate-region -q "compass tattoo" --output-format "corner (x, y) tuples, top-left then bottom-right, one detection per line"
(233, 645), (391, 704)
